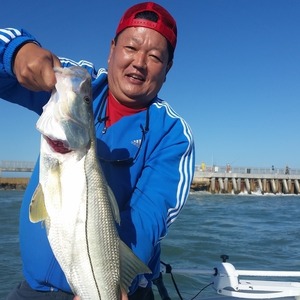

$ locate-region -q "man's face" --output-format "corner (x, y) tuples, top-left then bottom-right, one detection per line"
(107, 26), (173, 108)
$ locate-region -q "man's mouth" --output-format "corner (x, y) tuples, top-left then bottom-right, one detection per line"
(45, 136), (71, 154)
(127, 73), (145, 82)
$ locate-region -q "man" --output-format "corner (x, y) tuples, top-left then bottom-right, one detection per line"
(0, 2), (195, 299)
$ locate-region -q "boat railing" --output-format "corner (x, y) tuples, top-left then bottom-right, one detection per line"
(194, 165), (300, 176)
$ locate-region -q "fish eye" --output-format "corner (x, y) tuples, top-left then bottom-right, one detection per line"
(84, 96), (91, 104)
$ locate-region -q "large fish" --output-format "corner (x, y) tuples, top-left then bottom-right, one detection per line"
(29, 66), (151, 299)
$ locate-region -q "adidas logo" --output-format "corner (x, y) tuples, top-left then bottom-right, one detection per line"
(131, 139), (142, 148)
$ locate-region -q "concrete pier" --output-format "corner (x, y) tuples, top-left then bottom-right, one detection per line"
(192, 165), (300, 194)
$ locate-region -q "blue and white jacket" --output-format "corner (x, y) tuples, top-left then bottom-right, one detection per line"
(0, 28), (195, 294)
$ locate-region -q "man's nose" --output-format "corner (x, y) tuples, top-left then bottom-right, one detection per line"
(133, 51), (147, 69)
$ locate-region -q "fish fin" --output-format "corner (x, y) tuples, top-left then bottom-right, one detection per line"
(29, 183), (48, 223)
(119, 240), (152, 292)
(107, 185), (121, 225)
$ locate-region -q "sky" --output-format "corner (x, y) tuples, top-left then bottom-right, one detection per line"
(0, 0), (299, 169)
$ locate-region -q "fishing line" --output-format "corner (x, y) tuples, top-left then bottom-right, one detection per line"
(160, 261), (213, 300)
(160, 261), (183, 299)
(189, 282), (213, 300)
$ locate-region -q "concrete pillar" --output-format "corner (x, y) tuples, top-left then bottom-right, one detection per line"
(282, 179), (289, 194)
(237, 178), (241, 193)
(232, 178), (238, 194)
(211, 178), (216, 193)
(224, 178), (228, 193)
(288, 179), (292, 193)
(218, 178), (224, 193)
(294, 179), (299, 194)
(245, 178), (251, 194)
(270, 179), (277, 194)
(263, 179), (267, 193)
(258, 179), (263, 194)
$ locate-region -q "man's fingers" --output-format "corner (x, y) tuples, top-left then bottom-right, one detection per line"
(13, 43), (61, 92)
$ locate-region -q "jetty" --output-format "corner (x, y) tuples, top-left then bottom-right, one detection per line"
(0, 177), (29, 190)
(192, 165), (300, 194)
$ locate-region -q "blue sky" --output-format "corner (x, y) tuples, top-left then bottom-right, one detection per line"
(1, 0), (299, 169)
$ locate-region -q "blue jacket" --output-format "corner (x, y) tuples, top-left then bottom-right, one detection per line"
(0, 28), (195, 293)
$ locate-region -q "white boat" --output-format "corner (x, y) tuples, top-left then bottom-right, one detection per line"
(158, 255), (300, 300)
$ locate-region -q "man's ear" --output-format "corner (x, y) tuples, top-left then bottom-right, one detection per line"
(164, 61), (173, 82)
(107, 39), (116, 64)
(166, 60), (173, 74)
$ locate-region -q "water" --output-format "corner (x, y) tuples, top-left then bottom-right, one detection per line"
(1, 190), (300, 299)
(0, 190), (23, 299)
(160, 192), (300, 299)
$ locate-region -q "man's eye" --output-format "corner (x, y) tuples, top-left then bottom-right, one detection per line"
(125, 46), (136, 51)
(150, 54), (162, 63)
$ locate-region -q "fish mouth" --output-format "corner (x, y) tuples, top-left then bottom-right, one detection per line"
(45, 136), (71, 154)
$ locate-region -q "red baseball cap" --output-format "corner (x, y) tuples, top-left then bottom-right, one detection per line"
(116, 2), (177, 49)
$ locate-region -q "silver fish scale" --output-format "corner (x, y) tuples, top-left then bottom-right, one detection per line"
(82, 142), (121, 299)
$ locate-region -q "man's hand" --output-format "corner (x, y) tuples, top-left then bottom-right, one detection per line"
(13, 42), (61, 91)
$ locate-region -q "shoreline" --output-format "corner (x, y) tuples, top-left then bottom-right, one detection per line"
(0, 177), (29, 190)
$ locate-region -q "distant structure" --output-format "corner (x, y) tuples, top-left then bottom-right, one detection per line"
(0, 160), (34, 176)
(1, 161), (300, 194)
(192, 165), (300, 195)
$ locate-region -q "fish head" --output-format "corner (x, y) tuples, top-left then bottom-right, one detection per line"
(37, 66), (93, 155)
